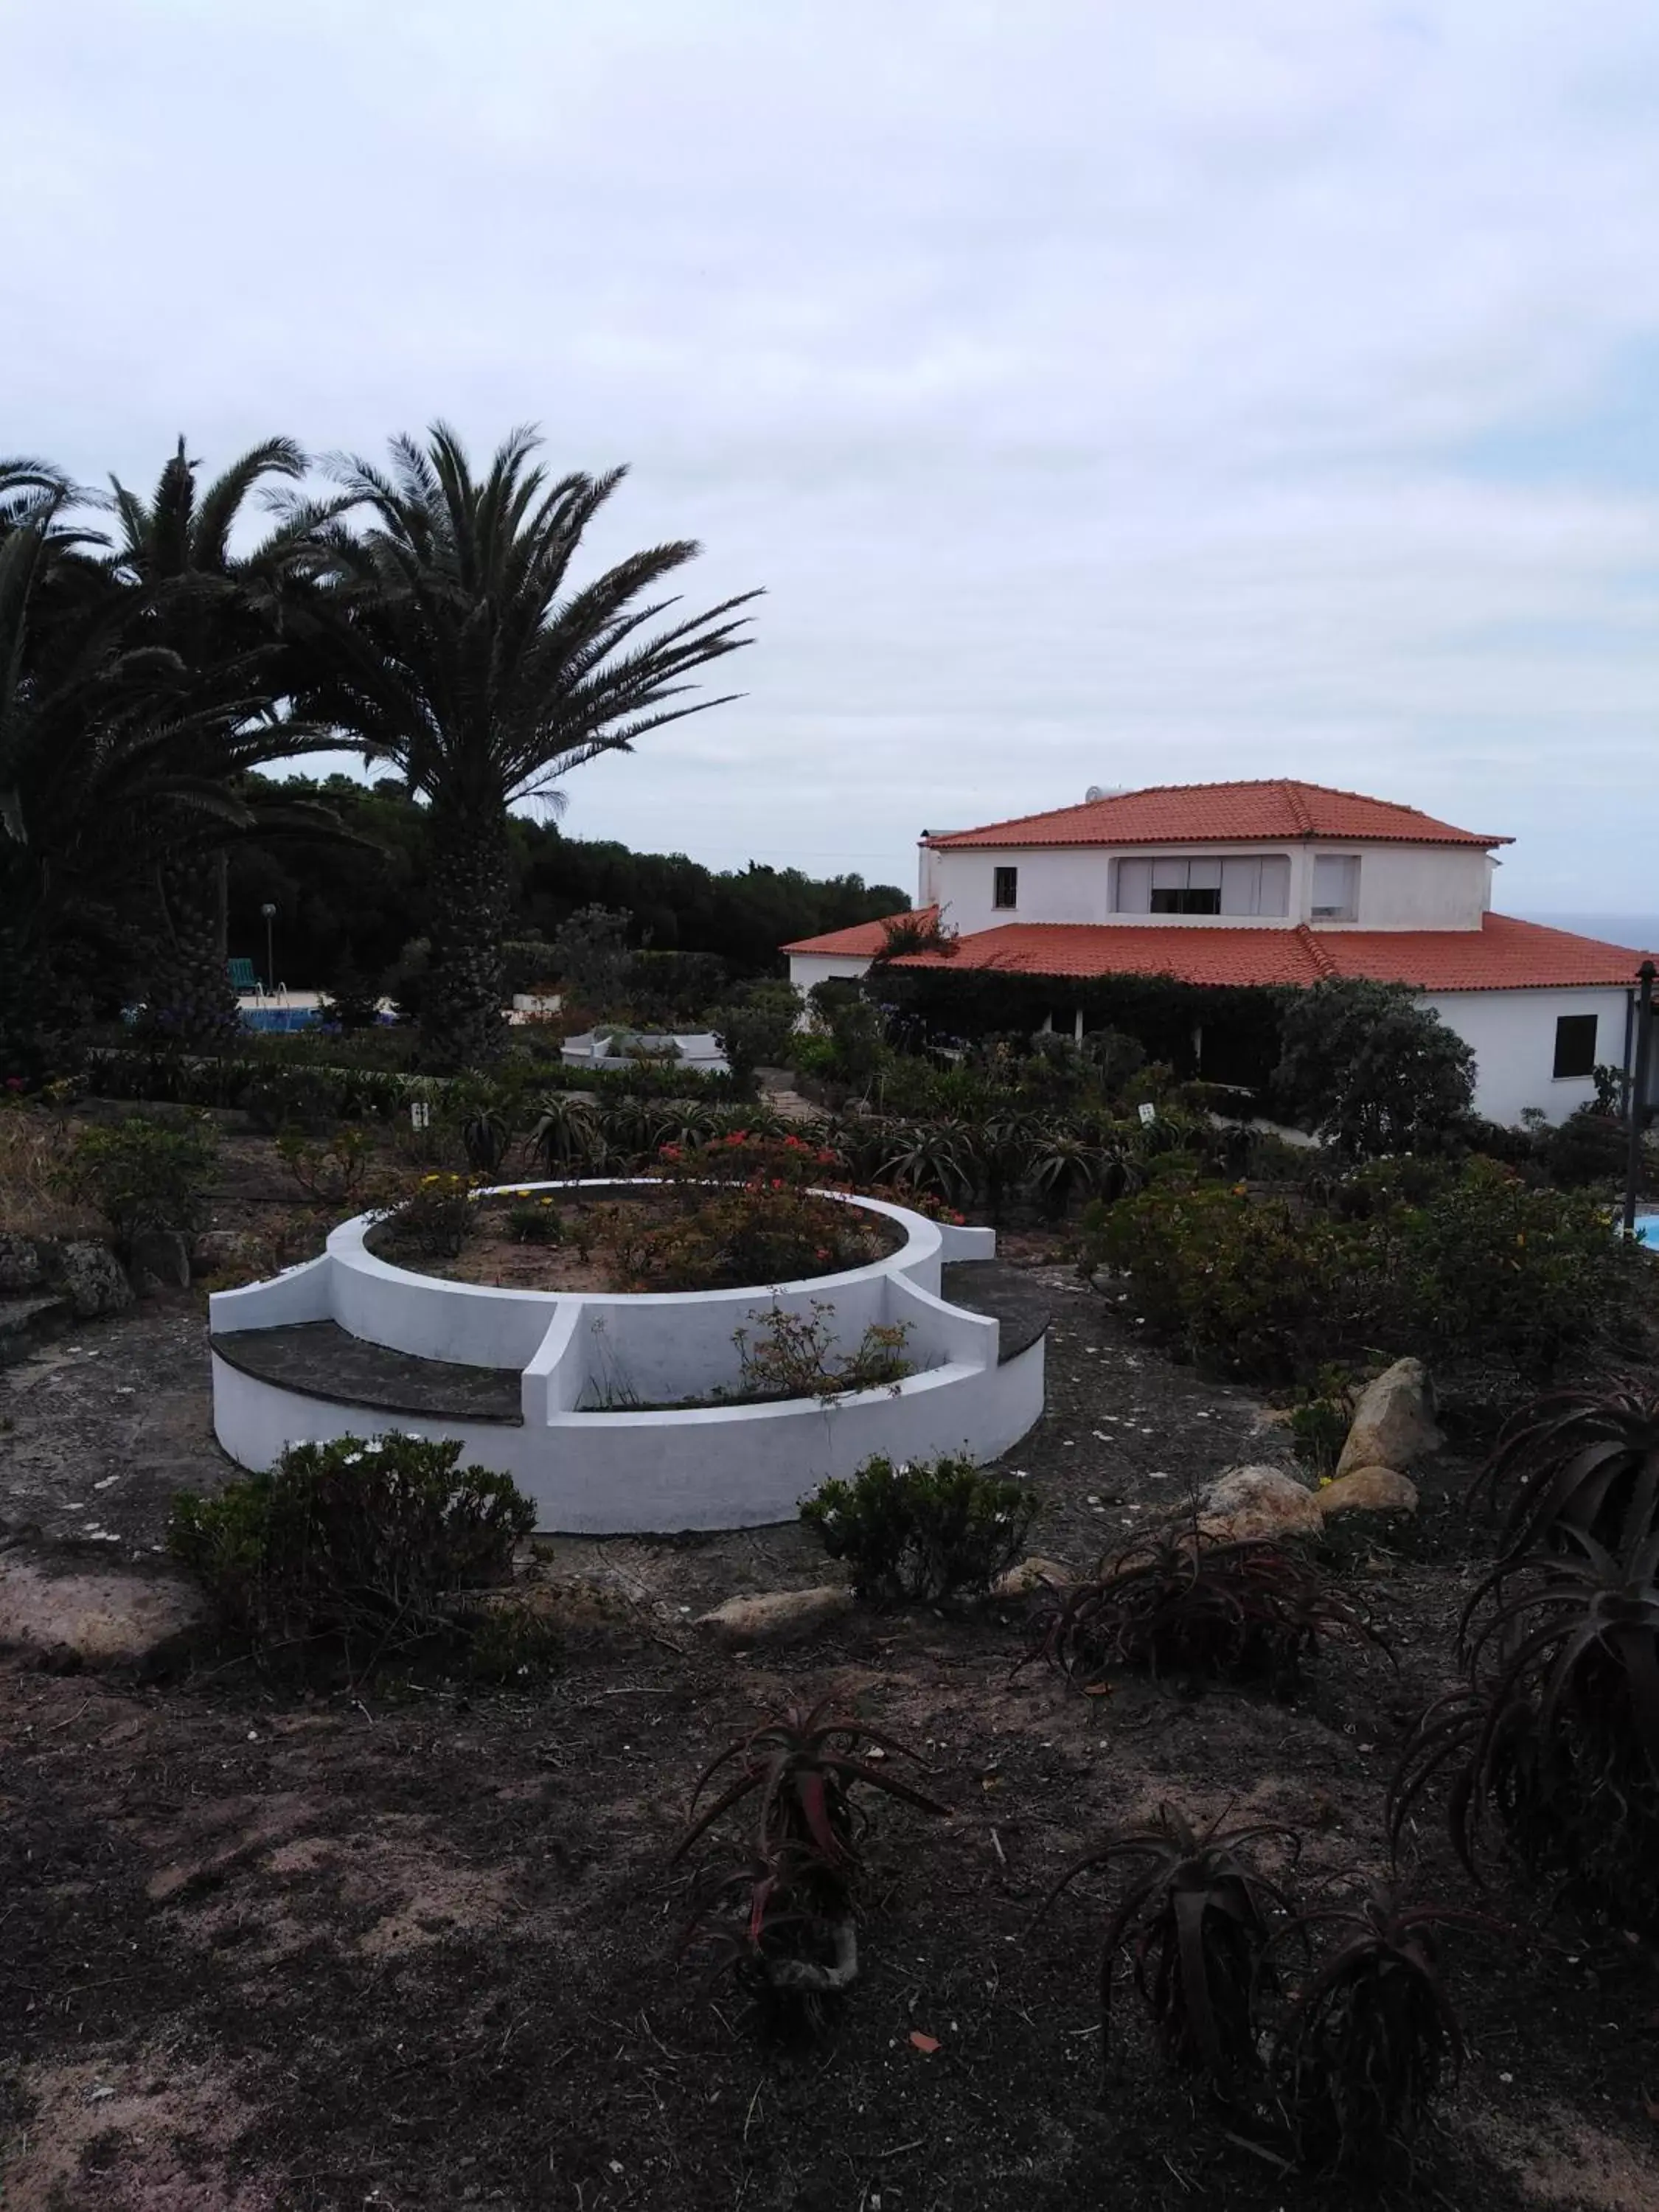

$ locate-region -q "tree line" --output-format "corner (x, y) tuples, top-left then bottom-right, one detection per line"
(227, 773), (905, 993)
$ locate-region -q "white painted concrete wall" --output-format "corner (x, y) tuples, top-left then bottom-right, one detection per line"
(922, 839), (1490, 934)
(1420, 985), (1630, 1125)
(788, 952), (881, 997)
(208, 1186), (1030, 1534)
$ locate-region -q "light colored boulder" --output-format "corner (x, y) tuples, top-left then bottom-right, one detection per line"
(1336, 1358), (1442, 1479)
(991, 1555), (1073, 1598)
(0, 1554), (204, 1668)
(49, 1239), (135, 1318)
(697, 1585), (855, 1647)
(1196, 1464), (1323, 1545)
(1317, 1466), (1419, 1520)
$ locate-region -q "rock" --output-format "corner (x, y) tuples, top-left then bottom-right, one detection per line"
(1317, 1466), (1419, 1520)
(0, 1293), (72, 1369)
(48, 1239), (135, 1318)
(129, 1228), (192, 1293)
(0, 1234), (44, 1292)
(192, 1228), (274, 1280)
(1196, 1464), (1323, 1545)
(696, 1585), (855, 1647)
(1336, 1358), (1443, 1479)
(991, 1555), (1074, 1598)
(0, 1553), (204, 1669)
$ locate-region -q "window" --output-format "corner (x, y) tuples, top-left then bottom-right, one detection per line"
(1113, 854), (1290, 917)
(992, 865), (1018, 910)
(1311, 854), (1360, 922)
(1553, 1014), (1598, 1080)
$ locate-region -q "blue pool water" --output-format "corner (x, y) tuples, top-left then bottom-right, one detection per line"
(1630, 1215), (1659, 1249)
(240, 1007), (321, 1032)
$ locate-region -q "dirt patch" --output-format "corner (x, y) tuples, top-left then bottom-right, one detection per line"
(3, 1229), (1656, 2209)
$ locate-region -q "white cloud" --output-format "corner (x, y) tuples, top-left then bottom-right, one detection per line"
(6, 0), (1659, 911)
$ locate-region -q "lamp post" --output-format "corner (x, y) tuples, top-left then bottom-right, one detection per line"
(260, 903), (276, 998)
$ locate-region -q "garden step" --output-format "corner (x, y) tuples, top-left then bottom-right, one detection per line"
(939, 1260), (1051, 1364)
(211, 1321), (524, 1425)
(0, 1293), (73, 1371)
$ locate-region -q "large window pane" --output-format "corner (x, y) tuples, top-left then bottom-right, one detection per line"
(1259, 856), (1290, 916)
(1220, 858), (1260, 914)
(1312, 855), (1359, 920)
(1115, 858), (1152, 912)
(1150, 858), (1188, 890)
(1187, 858), (1222, 890)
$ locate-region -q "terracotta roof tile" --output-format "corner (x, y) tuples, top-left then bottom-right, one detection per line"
(885, 914), (1655, 993)
(782, 907), (933, 957)
(922, 779), (1509, 851)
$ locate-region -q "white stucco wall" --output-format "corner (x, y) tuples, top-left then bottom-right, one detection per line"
(922, 839), (1491, 934)
(788, 951), (877, 996)
(1420, 985), (1631, 1125)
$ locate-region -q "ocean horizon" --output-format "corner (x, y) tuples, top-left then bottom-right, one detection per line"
(1523, 913), (1659, 954)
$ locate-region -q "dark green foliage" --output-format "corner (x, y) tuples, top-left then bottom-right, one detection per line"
(1100, 1158), (1638, 1385)
(1471, 1382), (1659, 1557)
(296, 424), (759, 1068)
(549, 903), (633, 1011)
(1539, 1107), (1627, 1189)
(318, 957), (381, 1030)
(1273, 978), (1475, 1158)
(1389, 1524), (1659, 1932)
(1037, 1810), (1298, 2094)
(1287, 1371), (1358, 1481)
(800, 1453), (1038, 1601)
(708, 980), (801, 1089)
(59, 1113), (218, 1249)
(1267, 1889), (1484, 2169)
(167, 1433), (534, 1663)
(1034, 1528), (1382, 1689)
(672, 1697), (949, 2027)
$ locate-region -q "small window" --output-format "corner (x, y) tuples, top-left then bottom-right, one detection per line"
(1311, 854), (1360, 922)
(992, 866), (1018, 910)
(1553, 1014), (1598, 1080)
(1147, 858), (1222, 915)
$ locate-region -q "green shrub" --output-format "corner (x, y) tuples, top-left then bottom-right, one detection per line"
(619, 1183), (889, 1292)
(801, 1453), (1037, 1600)
(507, 1197), (565, 1244)
(60, 1113), (218, 1249)
(1539, 1107), (1627, 1190)
(167, 1433), (535, 1658)
(1101, 1158), (1637, 1387)
(377, 1171), (478, 1258)
(1273, 979), (1475, 1158)
(731, 1301), (912, 1400)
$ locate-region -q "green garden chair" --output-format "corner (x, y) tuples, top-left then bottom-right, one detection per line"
(226, 956), (260, 995)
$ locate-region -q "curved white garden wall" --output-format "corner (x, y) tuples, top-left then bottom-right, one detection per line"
(208, 1182), (1034, 1534)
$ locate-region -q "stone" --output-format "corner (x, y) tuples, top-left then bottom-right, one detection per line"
(129, 1228), (192, 1292)
(0, 1234), (44, 1292)
(991, 1555), (1074, 1598)
(1336, 1358), (1443, 1479)
(696, 1585), (855, 1647)
(48, 1239), (135, 1318)
(0, 1293), (72, 1369)
(1317, 1465), (1419, 1520)
(1195, 1464), (1324, 1545)
(192, 1228), (274, 1280)
(0, 1553), (205, 1669)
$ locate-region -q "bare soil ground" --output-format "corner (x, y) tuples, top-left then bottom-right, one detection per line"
(2, 1203), (1657, 2206)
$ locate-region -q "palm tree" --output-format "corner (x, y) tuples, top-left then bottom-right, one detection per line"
(303, 423), (759, 1068)
(102, 437), (341, 1040)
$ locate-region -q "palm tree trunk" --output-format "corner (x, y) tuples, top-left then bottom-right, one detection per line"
(137, 857), (243, 1046)
(421, 797), (509, 1070)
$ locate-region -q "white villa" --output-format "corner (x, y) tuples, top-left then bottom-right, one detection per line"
(783, 779), (1655, 1126)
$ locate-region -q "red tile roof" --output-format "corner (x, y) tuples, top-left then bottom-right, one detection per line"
(922, 779), (1509, 851)
(874, 914), (1655, 993)
(781, 907), (935, 957)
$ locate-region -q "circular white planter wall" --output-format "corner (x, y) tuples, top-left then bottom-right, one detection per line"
(209, 1181), (1043, 1534)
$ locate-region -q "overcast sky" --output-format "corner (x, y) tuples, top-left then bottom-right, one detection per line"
(7, 1), (1659, 917)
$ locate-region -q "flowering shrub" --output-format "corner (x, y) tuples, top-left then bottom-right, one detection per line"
(731, 1301), (913, 1401)
(619, 1182), (889, 1291)
(654, 1130), (846, 1188)
(167, 1432), (535, 1658)
(801, 1453), (1038, 1601)
(378, 1171), (479, 1258)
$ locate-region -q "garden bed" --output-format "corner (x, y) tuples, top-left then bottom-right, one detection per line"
(366, 1181), (905, 1295)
